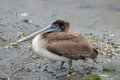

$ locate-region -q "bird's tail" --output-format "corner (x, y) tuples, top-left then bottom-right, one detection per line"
(90, 48), (98, 60)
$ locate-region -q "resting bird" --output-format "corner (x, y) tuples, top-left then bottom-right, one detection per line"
(17, 20), (98, 72)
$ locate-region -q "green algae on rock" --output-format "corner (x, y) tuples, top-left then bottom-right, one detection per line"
(85, 74), (101, 80)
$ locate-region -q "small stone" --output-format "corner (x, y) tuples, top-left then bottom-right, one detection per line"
(31, 53), (40, 59)
(17, 32), (24, 37)
(20, 13), (28, 17)
(7, 78), (11, 80)
(34, 69), (40, 72)
(4, 45), (12, 49)
(23, 19), (32, 24)
(24, 67), (31, 72)
(110, 34), (114, 37)
(23, 61), (27, 64)
(66, 74), (71, 77)
(28, 45), (32, 49)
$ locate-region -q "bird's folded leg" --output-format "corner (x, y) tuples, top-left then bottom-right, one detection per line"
(60, 61), (65, 69)
(66, 59), (73, 73)
(92, 59), (98, 66)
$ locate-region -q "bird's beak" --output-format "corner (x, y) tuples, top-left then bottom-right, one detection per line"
(16, 25), (59, 43)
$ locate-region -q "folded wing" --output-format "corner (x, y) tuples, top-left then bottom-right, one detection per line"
(46, 32), (93, 60)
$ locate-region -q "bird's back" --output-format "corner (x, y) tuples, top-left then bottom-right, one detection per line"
(42, 32), (94, 60)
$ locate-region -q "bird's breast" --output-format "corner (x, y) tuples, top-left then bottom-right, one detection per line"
(32, 34), (49, 55)
(32, 34), (69, 61)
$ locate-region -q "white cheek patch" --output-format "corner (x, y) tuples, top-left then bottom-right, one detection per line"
(32, 35), (69, 61)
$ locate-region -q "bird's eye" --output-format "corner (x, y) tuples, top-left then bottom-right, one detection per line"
(51, 24), (60, 29)
(54, 24), (60, 28)
(55, 24), (59, 27)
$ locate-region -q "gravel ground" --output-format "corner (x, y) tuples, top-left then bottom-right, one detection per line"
(0, 0), (120, 80)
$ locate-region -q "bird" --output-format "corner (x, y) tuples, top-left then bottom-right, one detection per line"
(16, 20), (98, 73)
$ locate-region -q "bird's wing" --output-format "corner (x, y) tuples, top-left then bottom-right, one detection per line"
(46, 32), (93, 60)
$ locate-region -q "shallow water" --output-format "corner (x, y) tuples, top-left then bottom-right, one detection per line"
(0, 0), (120, 80)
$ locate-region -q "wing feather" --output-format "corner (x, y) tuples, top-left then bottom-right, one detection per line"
(46, 32), (93, 60)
